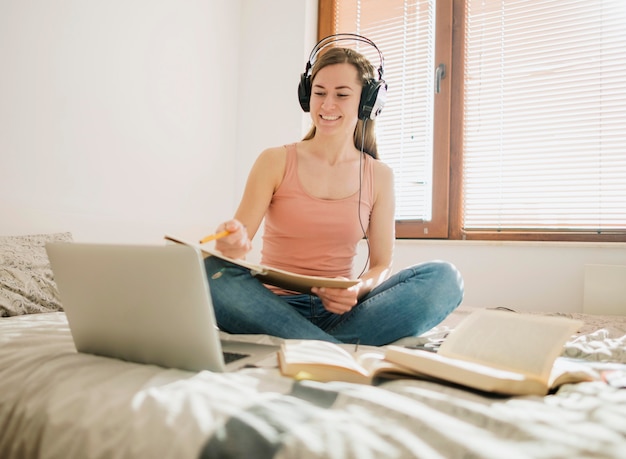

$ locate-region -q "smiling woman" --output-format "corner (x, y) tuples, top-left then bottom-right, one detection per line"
(299, 34), (387, 159)
(200, 35), (464, 346)
(307, 58), (364, 146)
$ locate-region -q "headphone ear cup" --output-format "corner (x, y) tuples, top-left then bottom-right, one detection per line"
(359, 79), (387, 120)
(298, 73), (311, 112)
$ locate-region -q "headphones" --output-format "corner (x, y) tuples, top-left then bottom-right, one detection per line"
(298, 33), (387, 121)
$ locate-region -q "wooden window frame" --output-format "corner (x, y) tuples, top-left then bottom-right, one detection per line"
(318, 0), (626, 242)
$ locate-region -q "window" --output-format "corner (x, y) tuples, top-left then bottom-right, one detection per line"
(319, 0), (626, 242)
(320, 0), (452, 238)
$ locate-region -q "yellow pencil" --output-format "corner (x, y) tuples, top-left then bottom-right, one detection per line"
(198, 230), (230, 244)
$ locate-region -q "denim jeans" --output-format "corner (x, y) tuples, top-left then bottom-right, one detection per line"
(204, 256), (464, 346)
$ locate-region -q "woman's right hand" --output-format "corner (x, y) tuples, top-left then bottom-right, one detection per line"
(214, 219), (252, 259)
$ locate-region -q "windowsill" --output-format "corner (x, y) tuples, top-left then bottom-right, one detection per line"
(394, 239), (626, 249)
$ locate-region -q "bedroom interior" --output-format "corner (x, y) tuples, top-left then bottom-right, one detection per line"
(1, 0), (624, 314)
(1, 0), (625, 458)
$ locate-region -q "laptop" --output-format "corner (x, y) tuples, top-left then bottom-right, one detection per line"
(45, 242), (279, 372)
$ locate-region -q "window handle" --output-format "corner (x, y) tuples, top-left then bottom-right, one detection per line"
(435, 63), (446, 94)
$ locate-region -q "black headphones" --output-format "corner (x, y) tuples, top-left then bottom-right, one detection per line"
(298, 33), (387, 121)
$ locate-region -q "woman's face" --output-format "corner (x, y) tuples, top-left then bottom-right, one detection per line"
(309, 62), (361, 136)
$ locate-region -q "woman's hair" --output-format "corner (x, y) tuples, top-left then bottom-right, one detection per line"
(302, 47), (379, 159)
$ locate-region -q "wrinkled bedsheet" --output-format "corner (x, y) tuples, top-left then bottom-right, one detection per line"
(1, 310), (625, 459)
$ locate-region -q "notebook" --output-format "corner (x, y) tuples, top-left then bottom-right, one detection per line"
(45, 242), (279, 372)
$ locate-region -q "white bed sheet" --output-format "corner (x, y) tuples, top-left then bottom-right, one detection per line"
(1, 311), (625, 459)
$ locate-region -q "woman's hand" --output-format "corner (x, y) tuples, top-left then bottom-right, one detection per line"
(311, 282), (362, 315)
(213, 219), (252, 259)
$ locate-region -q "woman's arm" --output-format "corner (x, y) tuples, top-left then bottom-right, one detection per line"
(214, 146), (286, 259)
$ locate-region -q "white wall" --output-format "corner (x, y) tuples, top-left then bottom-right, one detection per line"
(1, 0), (242, 242)
(390, 240), (626, 314)
(1, 0), (624, 313)
(0, 0), (317, 242)
(235, 1), (318, 193)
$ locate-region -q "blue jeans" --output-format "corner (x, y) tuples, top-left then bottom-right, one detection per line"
(204, 257), (464, 346)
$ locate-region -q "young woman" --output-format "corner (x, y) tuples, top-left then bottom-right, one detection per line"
(204, 42), (463, 345)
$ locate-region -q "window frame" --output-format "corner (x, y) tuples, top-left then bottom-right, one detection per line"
(318, 0), (626, 242)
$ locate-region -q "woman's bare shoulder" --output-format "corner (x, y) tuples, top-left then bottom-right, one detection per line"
(372, 157), (394, 182)
(256, 145), (290, 165)
(249, 145), (290, 187)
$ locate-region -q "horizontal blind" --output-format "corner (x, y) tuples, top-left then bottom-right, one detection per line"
(335, 0), (436, 221)
(463, 0), (626, 232)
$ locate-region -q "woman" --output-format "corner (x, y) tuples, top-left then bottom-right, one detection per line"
(204, 44), (463, 345)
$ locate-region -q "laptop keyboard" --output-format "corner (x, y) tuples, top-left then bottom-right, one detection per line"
(223, 351), (249, 364)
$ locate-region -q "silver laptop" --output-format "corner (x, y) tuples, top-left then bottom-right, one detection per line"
(45, 242), (278, 372)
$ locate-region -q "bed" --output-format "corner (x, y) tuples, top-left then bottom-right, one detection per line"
(1, 233), (626, 459)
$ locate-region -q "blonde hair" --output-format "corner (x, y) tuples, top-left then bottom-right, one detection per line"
(302, 47), (379, 159)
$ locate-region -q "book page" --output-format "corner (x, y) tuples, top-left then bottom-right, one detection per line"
(548, 357), (601, 388)
(438, 309), (583, 381)
(280, 340), (371, 376)
(279, 340), (414, 384)
(356, 351), (427, 379)
(384, 346), (549, 395)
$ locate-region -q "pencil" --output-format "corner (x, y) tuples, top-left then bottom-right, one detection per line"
(198, 230), (230, 244)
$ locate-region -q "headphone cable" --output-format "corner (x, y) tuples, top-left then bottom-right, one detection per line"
(357, 119), (371, 278)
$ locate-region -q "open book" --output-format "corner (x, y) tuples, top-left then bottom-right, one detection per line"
(279, 309), (597, 395)
(164, 234), (359, 294)
(277, 340), (423, 384)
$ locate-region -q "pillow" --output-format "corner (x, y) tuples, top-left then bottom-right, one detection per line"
(0, 232), (73, 317)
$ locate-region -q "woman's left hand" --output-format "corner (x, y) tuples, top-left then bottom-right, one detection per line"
(311, 282), (362, 315)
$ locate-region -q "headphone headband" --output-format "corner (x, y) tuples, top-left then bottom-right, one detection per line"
(305, 33), (385, 81)
(298, 33), (387, 120)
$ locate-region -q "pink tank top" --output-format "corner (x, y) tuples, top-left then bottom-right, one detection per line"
(261, 143), (375, 293)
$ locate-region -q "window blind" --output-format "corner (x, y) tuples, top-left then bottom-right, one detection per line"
(333, 0), (436, 221)
(463, 0), (626, 233)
